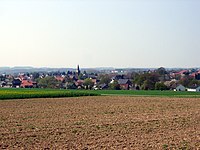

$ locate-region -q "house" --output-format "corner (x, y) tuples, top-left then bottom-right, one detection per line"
(55, 76), (65, 82)
(175, 85), (186, 91)
(75, 80), (84, 86)
(98, 83), (108, 90)
(4, 82), (12, 88)
(190, 73), (196, 78)
(177, 70), (189, 76)
(111, 75), (124, 80)
(187, 86), (200, 92)
(164, 80), (178, 90)
(196, 86), (200, 92)
(69, 75), (78, 81)
(132, 84), (140, 90)
(91, 79), (98, 85)
(75, 80), (84, 89)
(118, 79), (131, 90)
(20, 80), (36, 88)
(0, 81), (6, 87)
(87, 75), (97, 79)
(12, 79), (21, 88)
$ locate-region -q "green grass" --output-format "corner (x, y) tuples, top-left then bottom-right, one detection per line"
(0, 88), (99, 100)
(71, 90), (200, 98)
(1, 88), (200, 100)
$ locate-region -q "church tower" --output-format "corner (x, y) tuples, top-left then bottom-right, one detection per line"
(76, 65), (80, 76)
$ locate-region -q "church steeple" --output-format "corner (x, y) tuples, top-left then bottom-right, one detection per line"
(76, 65), (80, 76)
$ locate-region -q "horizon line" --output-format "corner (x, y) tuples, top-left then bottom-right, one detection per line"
(0, 66), (200, 69)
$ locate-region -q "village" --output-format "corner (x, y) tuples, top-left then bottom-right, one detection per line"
(0, 66), (200, 92)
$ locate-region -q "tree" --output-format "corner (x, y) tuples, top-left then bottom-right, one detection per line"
(0, 75), (6, 81)
(188, 79), (199, 87)
(32, 72), (40, 80)
(134, 73), (146, 86)
(178, 77), (194, 87)
(141, 80), (155, 90)
(99, 74), (111, 85)
(109, 80), (121, 90)
(78, 73), (84, 80)
(156, 67), (167, 75)
(83, 78), (94, 90)
(37, 76), (61, 88)
(133, 73), (159, 90)
(195, 73), (200, 80)
(131, 72), (138, 81)
(65, 76), (74, 82)
(66, 82), (77, 89)
(83, 70), (87, 75)
(155, 82), (168, 90)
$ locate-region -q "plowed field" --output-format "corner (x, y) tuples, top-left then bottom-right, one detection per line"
(0, 96), (200, 149)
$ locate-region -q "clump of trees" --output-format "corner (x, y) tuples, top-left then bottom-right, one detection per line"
(98, 74), (111, 85)
(37, 76), (61, 88)
(83, 78), (94, 90)
(178, 77), (200, 88)
(132, 67), (170, 90)
(109, 81), (121, 90)
(133, 72), (159, 90)
(155, 82), (168, 90)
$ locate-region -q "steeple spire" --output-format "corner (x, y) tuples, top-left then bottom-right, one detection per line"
(77, 65), (80, 76)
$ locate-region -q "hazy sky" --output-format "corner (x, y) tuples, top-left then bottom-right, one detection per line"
(0, 0), (200, 68)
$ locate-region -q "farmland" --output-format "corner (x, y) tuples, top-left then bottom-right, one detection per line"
(0, 88), (99, 100)
(0, 96), (199, 149)
(87, 90), (200, 98)
(1, 88), (200, 100)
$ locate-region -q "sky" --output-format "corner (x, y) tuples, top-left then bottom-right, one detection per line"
(0, 0), (200, 68)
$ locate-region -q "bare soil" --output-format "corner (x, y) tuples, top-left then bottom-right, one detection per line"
(0, 96), (199, 149)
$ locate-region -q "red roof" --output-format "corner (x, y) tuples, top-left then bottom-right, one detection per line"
(75, 80), (84, 86)
(178, 70), (188, 74)
(55, 76), (64, 82)
(190, 73), (196, 77)
(21, 80), (35, 87)
(92, 79), (97, 83)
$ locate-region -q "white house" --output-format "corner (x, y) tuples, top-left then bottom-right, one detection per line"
(187, 88), (196, 92)
(187, 86), (200, 92)
(196, 86), (200, 92)
(175, 85), (186, 91)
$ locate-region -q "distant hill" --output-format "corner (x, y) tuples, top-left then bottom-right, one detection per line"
(0, 67), (74, 74)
